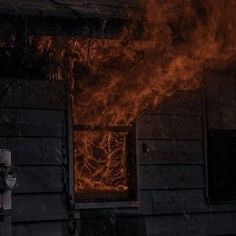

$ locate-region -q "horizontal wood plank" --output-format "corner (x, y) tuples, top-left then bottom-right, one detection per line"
(145, 212), (236, 236)
(0, 137), (65, 165)
(138, 140), (203, 164)
(139, 165), (204, 190)
(137, 115), (202, 140)
(156, 90), (202, 115)
(14, 166), (63, 193)
(153, 189), (236, 215)
(12, 194), (68, 222)
(12, 221), (68, 236)
(0, 108), (65, 137)
(0, 79), (66, 110)
(116, 191), (153, 215)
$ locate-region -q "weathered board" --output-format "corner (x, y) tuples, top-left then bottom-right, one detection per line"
(138, 140), (203, 165)
(0, 137), (66, 166)
(137, 114), (202, 140)
(145, 212), (236, 236)
(12, 194), (68, 222)
(14, 166), (64, 193)
(153, 189), (236, 215)
(12, 221), (68, 236)
(0, 108), (65, 137)
(0, 79), (66, 110)
(139, 165), (204, 190)
(116, 190), (154, 216)
(156, 90), (202, 115)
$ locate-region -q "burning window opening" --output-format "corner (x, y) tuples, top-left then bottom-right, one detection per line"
(73, 124), (137, 203)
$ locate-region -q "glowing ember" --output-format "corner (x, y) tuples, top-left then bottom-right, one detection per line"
(28, 0), (236, 199)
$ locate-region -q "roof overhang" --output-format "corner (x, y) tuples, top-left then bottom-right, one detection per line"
(0, 0), (141, 37)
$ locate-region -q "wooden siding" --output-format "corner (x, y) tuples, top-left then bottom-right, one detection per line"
(0, 79), (68, 236)
(1, 76), (236, 236)
(145, 212), (236, 236)
(12, 221), (68, 236)
(128, 88), (236, 236)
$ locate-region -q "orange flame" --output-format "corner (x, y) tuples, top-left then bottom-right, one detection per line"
(74, 131), (129, 193)
(34, 0), (236, 196)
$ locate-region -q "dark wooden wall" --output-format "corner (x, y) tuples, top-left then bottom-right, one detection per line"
(0, 79), (68, 236)
(1, 76), (236, 236)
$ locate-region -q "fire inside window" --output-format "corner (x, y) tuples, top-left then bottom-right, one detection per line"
(72, 111), (138, 203)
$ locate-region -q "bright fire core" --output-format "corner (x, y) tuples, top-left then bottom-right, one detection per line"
(74, 130), (129, 197)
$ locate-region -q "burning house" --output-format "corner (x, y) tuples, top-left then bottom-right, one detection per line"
(0, 0), (236, 235)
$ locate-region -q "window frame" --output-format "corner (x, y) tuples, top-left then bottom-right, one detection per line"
(67, 82), (140, 209)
